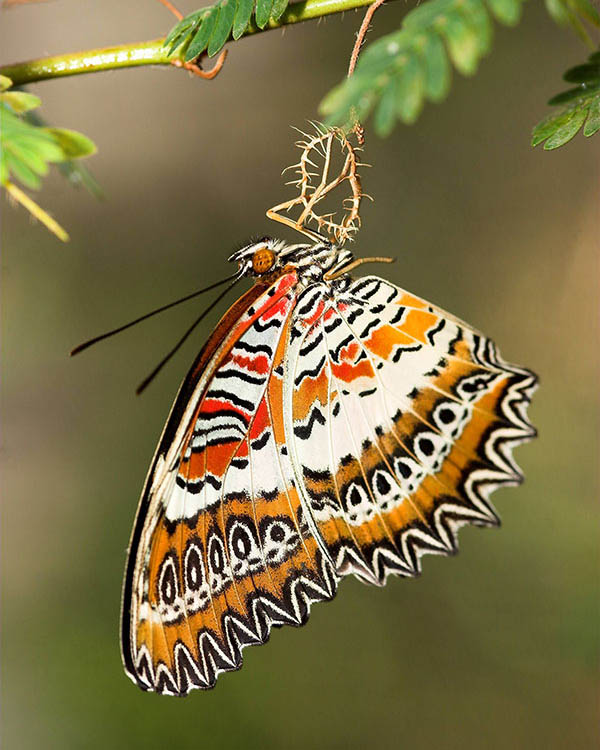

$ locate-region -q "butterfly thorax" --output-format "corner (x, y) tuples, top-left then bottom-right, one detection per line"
(228, 238), (354, 288)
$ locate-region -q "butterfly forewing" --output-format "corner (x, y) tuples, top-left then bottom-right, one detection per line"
(121, 269), (337, 695)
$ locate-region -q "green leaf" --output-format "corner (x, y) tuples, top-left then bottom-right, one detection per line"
(543, 108), (587, 149)
(374, 77), (400, 136)
(1, 106), (64, 165)
(5, 139), (51, 179)
(547, 87), (585, 106)
(270, 0), (288, 22)
(255, 0), (274, 29)
(320, 73), (377, 118)
(57, 160), (105, 199)
(437, 10), (481, 75)
(403, 0), (454, 30)
(352, 36), (404, 79)
(233, 0), (254, 38)
(422, 32), (451, 100)
(459, 0), (494, 53)
(20, 107), (101, 199)
(532, 49), (600, 150)
(544, 0), (571, 25)
(185, 6), (219, 61)
(165, 10), (205, 52)
(1, 91), (41, 113)
(165, 14), (195, 47)
(583, 97), (600, 135)
(208, 0), (236, 55)
(4, 151), (42, 189)
(1, 86), (97, 241)
(544, 0), (599, 40)
(45, 128), (97, 159)
(166, 0), (291, 58)
(563, 63), (600, 84)
(396, 54), (426, 123)
(531, 109), (574, 146)
(486, 0), (522, 25)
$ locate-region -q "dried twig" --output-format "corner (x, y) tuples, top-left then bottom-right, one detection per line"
(267, 125), (364, 244)
(347, 0), (386, 143)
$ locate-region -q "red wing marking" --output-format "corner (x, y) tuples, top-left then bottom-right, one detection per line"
(121, 271), (337, 695)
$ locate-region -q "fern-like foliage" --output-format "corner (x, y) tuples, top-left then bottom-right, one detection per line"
(532, 50), (600, 149)
(544, 0), (600, 45)
(164, 0), (290, 60)
(320, 0), (527, 136)
(0, 75), (97, 241)
(320, 0), (600, 137)
(25, 108), (104, 199)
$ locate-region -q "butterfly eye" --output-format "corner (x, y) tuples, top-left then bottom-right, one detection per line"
(251, 247), (276, 275)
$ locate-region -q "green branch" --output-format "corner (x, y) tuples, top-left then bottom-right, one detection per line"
(0, 0), (385, 86)
(0, 40), (169, 85)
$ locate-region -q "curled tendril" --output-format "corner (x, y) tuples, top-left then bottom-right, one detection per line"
(267, 124), (369, 245)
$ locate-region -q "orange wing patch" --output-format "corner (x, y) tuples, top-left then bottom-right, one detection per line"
(289, 276), (536, 585)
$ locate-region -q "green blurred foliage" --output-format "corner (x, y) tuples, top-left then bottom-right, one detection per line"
(321, 0), (527, 135)
(532, 49), (600, 149)
(1, 1), (598, 749)
(0, 73), (97, 240)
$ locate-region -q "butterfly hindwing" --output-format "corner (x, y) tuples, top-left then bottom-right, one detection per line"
(289, 275), (537, 585)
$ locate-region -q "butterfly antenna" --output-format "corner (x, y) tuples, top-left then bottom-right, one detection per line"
(135, 276), (241, 395)
(70, 274), (240, 356)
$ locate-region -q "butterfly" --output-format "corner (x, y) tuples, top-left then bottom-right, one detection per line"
(111, 129), (538, 695)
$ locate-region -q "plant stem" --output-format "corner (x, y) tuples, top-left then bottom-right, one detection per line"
(0, 0), (384, 85)
(4, 181), (69, 241)
(0, 40), (169, 84)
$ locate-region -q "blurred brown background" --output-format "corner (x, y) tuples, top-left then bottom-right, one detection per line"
(1, 1), (598, 748)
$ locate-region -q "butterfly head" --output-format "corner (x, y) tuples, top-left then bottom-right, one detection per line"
(228, 238), (354, 283)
